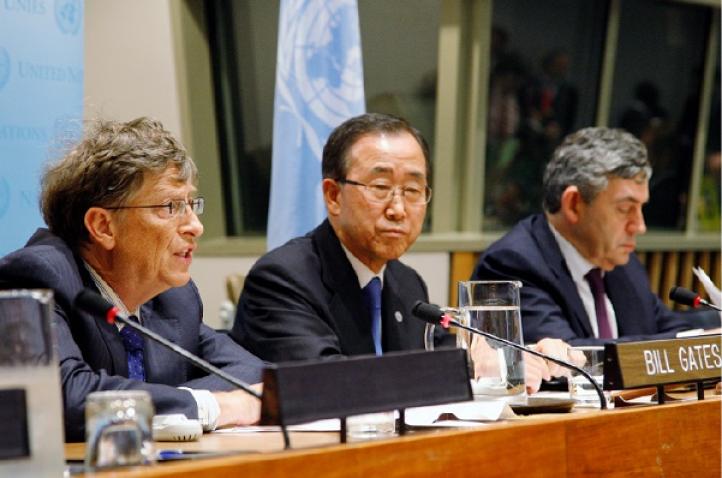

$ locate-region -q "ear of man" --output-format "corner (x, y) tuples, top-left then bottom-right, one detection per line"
(83, 207), (117, 251)
(322, 178), (342, 217)
(559, 186), (585, 225)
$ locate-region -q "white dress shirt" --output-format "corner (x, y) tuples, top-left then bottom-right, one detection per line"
(548, 225), (619, 339)
(340, 244), (385, 290)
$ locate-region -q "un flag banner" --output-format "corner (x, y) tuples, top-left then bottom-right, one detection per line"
(0, 0), (84, 256)
(267, 0), (365, 251)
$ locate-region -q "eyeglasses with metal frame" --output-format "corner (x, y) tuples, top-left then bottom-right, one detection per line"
(104, 197), (205, 217)
(338, 179), (432, 205)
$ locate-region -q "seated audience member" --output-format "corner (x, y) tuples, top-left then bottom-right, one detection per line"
(472, 127), (719, 345)
(233, 113), (572, 392)
(0, 118), (264, 441)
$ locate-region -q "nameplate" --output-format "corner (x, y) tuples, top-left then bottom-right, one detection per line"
(260, 348), (472, 426)
(604, 335), (722, 390)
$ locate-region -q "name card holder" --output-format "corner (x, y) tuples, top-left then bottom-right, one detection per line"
(260, 348), (472, 448)
(604, 335), (722, 404)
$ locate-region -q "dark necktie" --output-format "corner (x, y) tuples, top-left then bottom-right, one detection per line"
(119, 315), (146, 381)
(585, 268), (613, 339)
(362, 277), (383, 356)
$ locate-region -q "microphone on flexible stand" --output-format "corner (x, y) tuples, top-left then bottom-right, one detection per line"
(412, 301), (608, 409)
(669, 286), (722, 312)
(74, 289), (262, 400)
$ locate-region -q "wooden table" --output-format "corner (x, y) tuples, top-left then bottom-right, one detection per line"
(67, 396), (721, 477)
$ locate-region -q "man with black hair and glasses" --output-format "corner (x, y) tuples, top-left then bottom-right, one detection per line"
(233, 113), (568, 392)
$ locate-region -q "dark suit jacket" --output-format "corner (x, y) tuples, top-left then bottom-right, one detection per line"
(472, 214), (714, 345)
(0, 229), (264, 441)
(232, 220), (438, 362)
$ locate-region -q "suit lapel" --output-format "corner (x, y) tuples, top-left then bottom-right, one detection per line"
(315, 221), (376, 355)
(93, 312), (128, 376)
(140, 303), (186, 384)
(382, 264), (424, 351)
(605, 264), (643, 336)
(77, 271), (128, 376)
(532, 216), (594, 337)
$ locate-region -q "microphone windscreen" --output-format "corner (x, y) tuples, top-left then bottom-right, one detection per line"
(668, 286), (699, 307)
(411, 301), (444, 324)
(74, 289), (114, 317)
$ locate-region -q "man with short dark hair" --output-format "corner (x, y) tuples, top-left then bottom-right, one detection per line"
(233, 113), (436, 360)
(472, 127), (719, 345)
(0, 118), (264, 441)
(233, 113), (569, 391)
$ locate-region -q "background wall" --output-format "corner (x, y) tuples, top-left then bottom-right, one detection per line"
(84, 0), (183, 136)
(84, 0), (451, 329)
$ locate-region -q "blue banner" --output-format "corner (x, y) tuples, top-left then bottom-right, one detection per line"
(267, 0), (365, 250)
(0, 0), (84, 256)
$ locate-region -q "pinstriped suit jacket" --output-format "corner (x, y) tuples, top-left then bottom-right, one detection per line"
(0, 228), (264, 441)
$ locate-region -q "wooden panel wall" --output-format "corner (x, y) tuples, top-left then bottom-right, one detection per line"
(637, 250), (722, 309)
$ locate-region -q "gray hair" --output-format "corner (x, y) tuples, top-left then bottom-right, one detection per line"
(542, 127), (651, 213)
(41, 117), (196, 250)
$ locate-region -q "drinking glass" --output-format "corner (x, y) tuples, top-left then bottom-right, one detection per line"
(0, 289), (64, 476)
(568, 346), (610, 407)
(346, 412), (396, 440)
(425, 281), (526, 399)
(84, 390), (155, 469)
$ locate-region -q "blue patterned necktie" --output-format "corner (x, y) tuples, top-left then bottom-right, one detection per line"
(362, 277), (383, 356)
(119, 315), (146, 381)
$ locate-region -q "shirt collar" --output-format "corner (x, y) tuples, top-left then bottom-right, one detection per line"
(83, 261), (141, 320)
(548, 222), (600, 283)
(340, 243), (385, 289)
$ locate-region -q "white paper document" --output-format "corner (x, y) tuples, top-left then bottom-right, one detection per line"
(405, 400), (510, 427)
(214, 400), (511, 433)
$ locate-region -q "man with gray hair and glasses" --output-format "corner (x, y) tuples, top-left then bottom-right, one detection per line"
(0, 117), (264, 441)
(472, 127), (719, 345)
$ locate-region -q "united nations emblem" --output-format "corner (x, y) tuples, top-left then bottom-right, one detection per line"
(0, 47), (10, 91)
(55, 0), (82, 35)
(276, 0), (365, 158)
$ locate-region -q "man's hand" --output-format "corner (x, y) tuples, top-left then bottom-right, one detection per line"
(213, 383), (263, 428)
(524, 338), (585, 394)
(534, 338), (585, 377)
(523, 352), (551, 394)
(469, 336), (501, 378)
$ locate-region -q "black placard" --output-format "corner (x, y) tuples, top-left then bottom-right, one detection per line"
(0, 389), (30, 460)
(260, 348), (472, 426)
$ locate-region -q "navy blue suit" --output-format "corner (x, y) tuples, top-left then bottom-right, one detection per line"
(232, 220), (444, 362)
(0, 229), (264, 441)
(472, 214), (714, 345)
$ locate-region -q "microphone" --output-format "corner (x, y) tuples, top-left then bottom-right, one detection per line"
(669, 286), (722, 312)
(74, 289), (262, 399)
(412, 301), (608, 409)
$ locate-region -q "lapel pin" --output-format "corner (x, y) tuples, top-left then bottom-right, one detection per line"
(394, 311), (403, 322)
